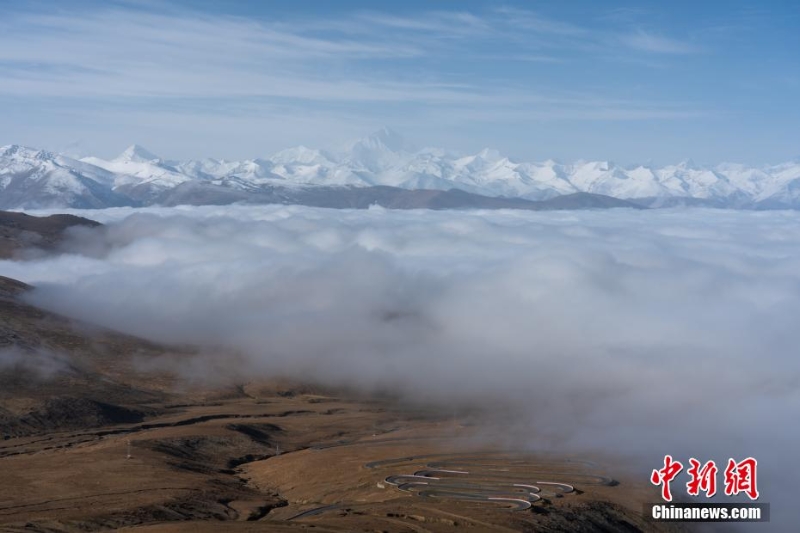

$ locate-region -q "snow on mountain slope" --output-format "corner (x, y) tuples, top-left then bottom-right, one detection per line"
(0, 145), (129, 209)
(652, 161), (736, 199)
(4, 130), (800, 209)
(343, 127), (414, 173)
(117, 144), (160, 163)
(269, 147), (370, 187)
(82, 145), (190, 188)
(81, 145), (192, 202)
(752, 161), (800, 206)
(175, 158), (288, 190)
(569, 161), (654, 198)
(270, 146), (335, 166)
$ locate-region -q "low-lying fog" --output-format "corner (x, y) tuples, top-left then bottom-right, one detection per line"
(4, 205), (798, 524)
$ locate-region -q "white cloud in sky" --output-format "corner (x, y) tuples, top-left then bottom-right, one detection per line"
(620, 29), (699, 54)
(1, 2), (796, 165)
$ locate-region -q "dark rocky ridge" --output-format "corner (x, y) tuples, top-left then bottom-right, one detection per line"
(0, 273), (172, 438)
(0, 210), (100, 258)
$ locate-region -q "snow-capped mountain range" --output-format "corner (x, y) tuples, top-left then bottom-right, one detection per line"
(2, 128), (799, 210)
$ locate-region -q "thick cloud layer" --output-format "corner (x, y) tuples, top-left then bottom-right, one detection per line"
(3, 205), (798, 524)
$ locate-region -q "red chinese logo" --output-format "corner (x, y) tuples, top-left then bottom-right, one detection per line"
(686, 458), (718, 497)
(724, 457), (759, 500)
(651, 455), (683, 502)
(652, 455), (759, 502)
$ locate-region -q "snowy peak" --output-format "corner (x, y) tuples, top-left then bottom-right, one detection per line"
(478, 148), (502, 160)
(355, 127), (411, 153)
(345, 128), (415, 172)
(115, 144), (160, 163)
(1, 144), (56, 162)
(0, 144), (127, 209)
(270, 146), (332, 166)
(4, 133), (800, 209)
(82, 145), (189, 194)
(0, 144), (25, 158)
(347, 128), (414, 158)
(676, 158), (700, 171)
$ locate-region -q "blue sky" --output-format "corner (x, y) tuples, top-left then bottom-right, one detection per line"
(0, 0), (798, 164)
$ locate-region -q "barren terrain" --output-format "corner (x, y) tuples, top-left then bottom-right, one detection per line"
(0, 279), (681, 532)
(0, 210), (684, 532)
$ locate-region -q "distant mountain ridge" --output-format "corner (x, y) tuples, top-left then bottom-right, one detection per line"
(2, 129), (800, 210)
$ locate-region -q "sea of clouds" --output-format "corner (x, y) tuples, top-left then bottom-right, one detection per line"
(2, 204), (798, 525)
